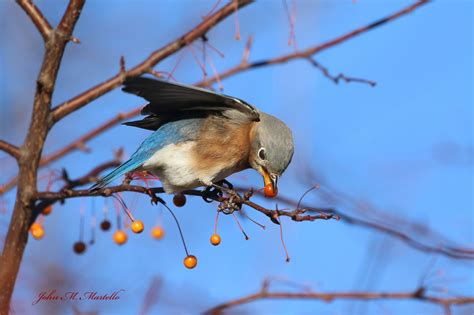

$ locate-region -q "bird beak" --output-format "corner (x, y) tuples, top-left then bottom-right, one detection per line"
(260, 166), (278, 196)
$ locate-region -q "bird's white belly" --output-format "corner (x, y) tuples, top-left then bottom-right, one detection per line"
(142, 142), (201, 193)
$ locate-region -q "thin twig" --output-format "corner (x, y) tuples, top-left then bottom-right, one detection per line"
(307, 57), (376, 86)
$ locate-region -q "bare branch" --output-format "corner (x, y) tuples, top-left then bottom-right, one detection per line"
(16, 0), (53, 42)
(56, 0), (84, 43)
(198, 0), (429, 87)
(204, 282), (474, 315)
(35, 184), (337, 224)
(50, 0), (254, 123)
(0, 140), (21, 160)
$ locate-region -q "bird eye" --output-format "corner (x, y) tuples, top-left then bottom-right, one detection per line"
(258, 148), (267, 160)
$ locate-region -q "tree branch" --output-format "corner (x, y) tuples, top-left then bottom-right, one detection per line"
(16, 0), (53, 42)
(55, 0), (83, 44)
(35, 185), (337, 224)
(50, 0), (254, 123)
(0, 140), (21, 160)
(198, 0), (429, 87)
(204, 281), (474, 315)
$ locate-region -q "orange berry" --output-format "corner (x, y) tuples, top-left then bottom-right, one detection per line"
(42, 205), (53, 215)
(183, 255), (197, 269)
(210, 233), (221, 246)
(173, 194), (186, 207)
(263, 183), (278, 198)
(73, 241), (86, 254)
(30, 222), (41, 231)
(30, 223), (45, 240)
(131, 220), (144, 234)
(113, 230), (128, 245)
(151, 226), (165, 240)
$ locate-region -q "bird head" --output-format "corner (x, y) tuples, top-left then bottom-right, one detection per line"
(249, 113), (294, 197)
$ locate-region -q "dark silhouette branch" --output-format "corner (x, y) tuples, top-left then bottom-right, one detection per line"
(0, 140), (21, 160)
(50, 0), (254, 123)
(306, 57), (377, 86)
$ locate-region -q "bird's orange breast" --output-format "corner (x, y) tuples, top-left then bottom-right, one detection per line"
(191, 119), (252, 180)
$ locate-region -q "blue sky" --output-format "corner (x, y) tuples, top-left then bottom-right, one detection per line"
(0, 1), (472, 314)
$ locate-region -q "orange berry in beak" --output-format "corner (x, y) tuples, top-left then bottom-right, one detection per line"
(113, 230), (128, 245)
(131, 220), (144, 234)
(183, 255), (198, 269)
(264, 183), (278, 198)
(151, 226), (165, 240)
(210, 234), (221, 246)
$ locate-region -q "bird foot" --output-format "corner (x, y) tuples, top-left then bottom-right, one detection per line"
(200, 179), (237, 203)
(201, 185), (222, 203)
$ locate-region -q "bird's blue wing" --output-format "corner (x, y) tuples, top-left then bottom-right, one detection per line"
(90, 119), (202, 191)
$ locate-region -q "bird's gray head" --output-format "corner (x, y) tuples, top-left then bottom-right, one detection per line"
(249, 112), (294, 196)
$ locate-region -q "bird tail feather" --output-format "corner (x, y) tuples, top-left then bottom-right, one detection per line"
(89, 158), (142, 192)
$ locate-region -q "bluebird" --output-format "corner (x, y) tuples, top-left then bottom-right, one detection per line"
(91, 77), (294, 196)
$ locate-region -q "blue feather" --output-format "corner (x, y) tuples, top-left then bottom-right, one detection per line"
(90, 119), (202, 191)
